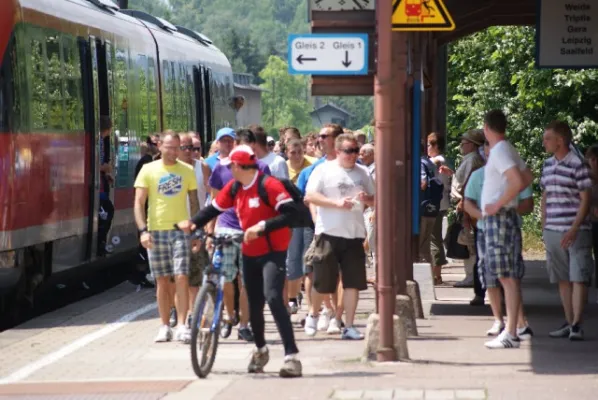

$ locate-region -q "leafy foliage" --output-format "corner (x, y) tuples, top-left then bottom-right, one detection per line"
(259, 56), (313, 137)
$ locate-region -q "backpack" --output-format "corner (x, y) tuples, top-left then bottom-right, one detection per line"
(230, 174), (314, 229)
(420, 159), (444, 218)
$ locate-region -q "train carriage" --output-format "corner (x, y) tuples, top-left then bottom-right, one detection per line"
(0, 0), (236, 315)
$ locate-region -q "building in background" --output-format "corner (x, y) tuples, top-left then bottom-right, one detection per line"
(233, 73), (263, 128)
(310, 99), (353, 129)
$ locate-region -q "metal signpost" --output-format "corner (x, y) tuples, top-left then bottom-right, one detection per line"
(287, 33), (369, 75)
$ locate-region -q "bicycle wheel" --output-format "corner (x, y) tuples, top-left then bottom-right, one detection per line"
(190, 282), (223, 378)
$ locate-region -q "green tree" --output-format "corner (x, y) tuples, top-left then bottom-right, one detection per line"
(259, 56), (313, 136)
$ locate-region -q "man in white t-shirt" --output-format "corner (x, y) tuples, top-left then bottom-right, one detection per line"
(305, 133), (375, 340)
(250, 125), (289, 179)
(481, 109), (533, 349)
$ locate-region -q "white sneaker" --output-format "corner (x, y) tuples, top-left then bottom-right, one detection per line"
(304, 314), (317, 337)
(486, 320), (505, 336)
(484, 330), (520, 349)
(341, 326), (364, 340)
(154, 325), (172, 343)
(317, 310), (330, 331)
(327, 318), (341, 334)
(174, 325), (191, 343)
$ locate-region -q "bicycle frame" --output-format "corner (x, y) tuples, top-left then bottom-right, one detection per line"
(197, 244), (226, 333)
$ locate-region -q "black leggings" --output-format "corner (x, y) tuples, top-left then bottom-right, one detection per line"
(242, 251), (299, 355)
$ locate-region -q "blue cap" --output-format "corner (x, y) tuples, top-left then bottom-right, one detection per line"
(216, 127), (235, 141)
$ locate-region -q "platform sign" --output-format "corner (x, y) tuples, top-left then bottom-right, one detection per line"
(288, 34), (369, 75)
(536, 0), (598, 68)
(392, 0), (455, 31)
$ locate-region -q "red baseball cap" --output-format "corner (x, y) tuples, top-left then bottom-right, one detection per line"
(220, 145), (257, 167)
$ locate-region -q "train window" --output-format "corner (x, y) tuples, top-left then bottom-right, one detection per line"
(186, 66), (194, 132)
(62, 36), (83, 131)
(162, 60), (172, 129)
(30, 38), (48, 130)
(113, 47), (128, 139)
(147, 58), (157, 133)
(46, 35), (65, 130)
(178, 63), (188, 130)
(137, 55), (149, 135)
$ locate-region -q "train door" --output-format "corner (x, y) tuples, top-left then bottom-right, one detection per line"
(78, 36), (114, 260)
(201, 67), (214, 148)
(193, 66), (205, 153)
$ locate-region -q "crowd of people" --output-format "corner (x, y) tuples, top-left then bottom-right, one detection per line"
(116, 106), (597, 381)
(420, 109), (597, 349)
(130, 123), (376, 377)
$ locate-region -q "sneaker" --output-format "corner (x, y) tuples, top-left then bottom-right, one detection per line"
(469, 295), (485, 306)
(484, 330), (520, 349)
(174, 325), (191, 343)
(279, 356), (302, 378)
(169, 308), (177, 328)
(317, 310), (330, 331)
(454, 276), (474, 288)
(486, 320), (505, 336)
(341, 326), (364, 340)
(288, 302), (299, 315)
(517, 326), (534, 341)
(154, 325), (172, 343)
(238, 327), (254, 342)
(549, 322), (571, 338)
(304, 314), (317, 337)
(248, 347), (269, 373)
(569, 324), (584, 341)
(327, 318), (341, 335)
(221, 321), (233, 339)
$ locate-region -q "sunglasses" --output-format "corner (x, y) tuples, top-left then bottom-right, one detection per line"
(193, 147), (201, 152)
(341, 147), (359, 155)
(268, 141), (275, 146)
(319, 134), (331, 139)
(180, 145), (194, 151)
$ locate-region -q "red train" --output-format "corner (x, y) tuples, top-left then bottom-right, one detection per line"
(0, 0), (235, 315)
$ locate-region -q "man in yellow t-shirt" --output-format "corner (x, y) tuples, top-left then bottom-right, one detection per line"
(134, 131), (199, 343)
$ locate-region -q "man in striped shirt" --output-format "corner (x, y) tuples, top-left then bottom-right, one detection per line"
(540, 121), (593, 341)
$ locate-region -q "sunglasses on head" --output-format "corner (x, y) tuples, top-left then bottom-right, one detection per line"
(341, 147), (359, 155)
(179, 145), (194, 151)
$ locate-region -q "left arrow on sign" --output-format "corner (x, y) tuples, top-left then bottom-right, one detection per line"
(296, 54), (317, 64)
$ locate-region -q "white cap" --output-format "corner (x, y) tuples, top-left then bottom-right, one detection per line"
(267, 136), (275, 143)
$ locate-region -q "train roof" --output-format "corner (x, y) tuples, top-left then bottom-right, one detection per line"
(13, 0), (231, 73)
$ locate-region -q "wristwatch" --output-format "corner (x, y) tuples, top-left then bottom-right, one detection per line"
(138, 227), (148, 234)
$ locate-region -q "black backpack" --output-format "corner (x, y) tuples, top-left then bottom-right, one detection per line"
(420, 159), (444, 218)
(230, 174), (314, 229)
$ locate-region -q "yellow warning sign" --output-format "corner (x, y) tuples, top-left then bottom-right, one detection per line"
(392, 0), (455, 31)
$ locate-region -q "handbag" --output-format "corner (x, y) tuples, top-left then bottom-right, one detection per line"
(444, 214), (470, 260)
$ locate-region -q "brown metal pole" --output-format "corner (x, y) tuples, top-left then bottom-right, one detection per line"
(374, 0), (397, 362)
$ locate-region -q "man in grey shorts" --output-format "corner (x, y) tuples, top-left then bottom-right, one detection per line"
(541, 121), (593, 341)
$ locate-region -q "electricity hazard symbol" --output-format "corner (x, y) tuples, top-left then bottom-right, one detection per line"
(392, 0), (455, 31)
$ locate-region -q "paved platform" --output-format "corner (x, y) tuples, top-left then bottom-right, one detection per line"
(0, 259), (597, 400)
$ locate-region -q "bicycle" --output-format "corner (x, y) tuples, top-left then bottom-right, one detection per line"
(190, 231), (244, 379)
